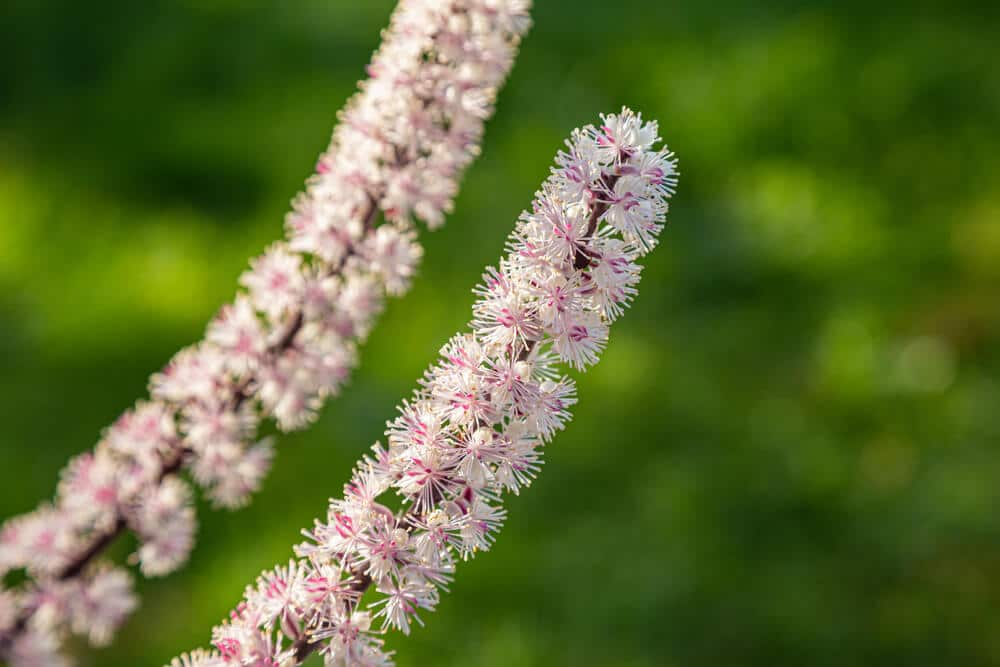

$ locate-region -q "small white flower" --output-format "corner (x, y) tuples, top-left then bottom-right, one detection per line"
(5, 506), (76, 576)
(197, 438), (274, 509)
(151, 345), (226, 404)
(593, 107), (659, 162)
(206, 296), (266, 376)
(552, 310), (609, 371)
(587, 237), (642, 320)
(240, 244), (305, 321)
(68, 566), (138, 646)
(371, 575), (437, 635)
(244, 559), (307, 631)
(287, 195), (354, 265)
(105, 401), (176, 471)
(57, 450), (121, 531)
(363, 225), (423, 296)
(127, 477), (196, 577)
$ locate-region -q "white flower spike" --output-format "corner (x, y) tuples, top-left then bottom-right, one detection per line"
(167, 108), (677, 667)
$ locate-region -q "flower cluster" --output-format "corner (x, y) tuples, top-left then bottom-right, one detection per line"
(0, 1), (531, 664)
(167, 108), (677, 667)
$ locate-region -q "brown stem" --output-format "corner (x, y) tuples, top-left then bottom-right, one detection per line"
(1, 445), (190, 647)
(57, 517), (126, 582)
(572, 171), (618, 270)
(57, 445), (189, 581)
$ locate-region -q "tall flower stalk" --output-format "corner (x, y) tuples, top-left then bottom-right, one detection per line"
(0, 1), (531, 664)
(167, 108), (677, 667)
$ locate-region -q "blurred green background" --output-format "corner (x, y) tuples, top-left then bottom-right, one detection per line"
(2, 1), (1000, 665)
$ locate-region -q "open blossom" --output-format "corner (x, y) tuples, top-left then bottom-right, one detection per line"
(67, 567), (138, 647)
(167, 108), (676, 667)
(206, 297), (266, 377)
(1, 1), (532, 663)
(127, 477), (197, 578)
(362, 225), (424, 296)
(56, 452), (120, 532)
(105, 401), (177, 471)
(0, 507), (75, 578)
(240, 246), (305, 320)
(191, 438), (275, 510)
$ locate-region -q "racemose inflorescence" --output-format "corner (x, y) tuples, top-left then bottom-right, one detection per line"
(167, 108), (677, 667)
(0, 1), (532, 664)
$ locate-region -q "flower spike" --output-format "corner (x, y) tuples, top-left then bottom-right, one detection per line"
(167, 107), (677, 667)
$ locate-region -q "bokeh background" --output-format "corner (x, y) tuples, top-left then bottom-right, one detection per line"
(2, 1), (1000, 665)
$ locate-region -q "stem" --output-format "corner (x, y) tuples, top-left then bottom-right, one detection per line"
(572, 171), (616, 269)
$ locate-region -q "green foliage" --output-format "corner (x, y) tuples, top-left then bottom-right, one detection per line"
(2, 1), (999, 665)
